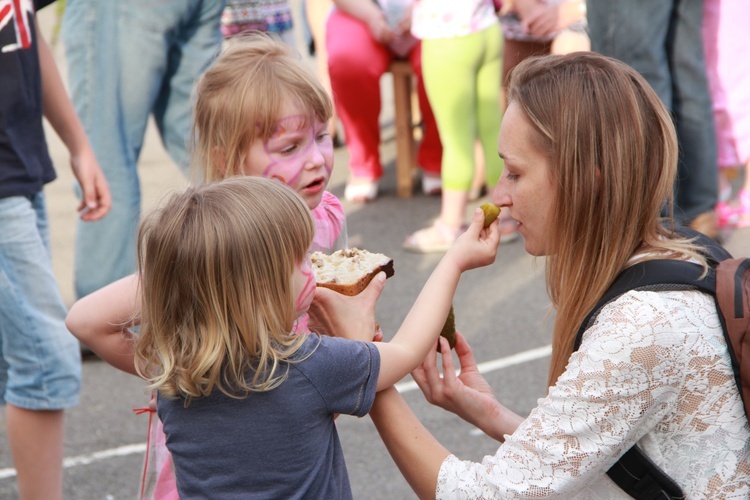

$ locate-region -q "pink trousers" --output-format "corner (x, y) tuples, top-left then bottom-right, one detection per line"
(326, 9), (442, 181)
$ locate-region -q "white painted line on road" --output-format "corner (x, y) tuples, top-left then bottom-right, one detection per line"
(0, 345), (551, 481)
(396, 344), (552, 393)
(0, 443), (146, 480)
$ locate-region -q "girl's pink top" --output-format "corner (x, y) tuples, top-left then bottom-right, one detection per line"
(295, 190), (348, 333)
(309, 191), (348, 254)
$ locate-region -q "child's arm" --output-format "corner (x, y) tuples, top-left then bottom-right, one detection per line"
(374, 209), (500, 390)
(369, 386), (449, 498)
(65, 274), (141, 375)
(35, 19), (111, 222)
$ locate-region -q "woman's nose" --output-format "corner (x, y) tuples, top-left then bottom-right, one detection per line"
(493, 177), (510, 207)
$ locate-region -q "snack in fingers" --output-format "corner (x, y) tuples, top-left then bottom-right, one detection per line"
(311, 248), (394, 296)
(439, 305), (457, 351)
(480, 202), (501, 228)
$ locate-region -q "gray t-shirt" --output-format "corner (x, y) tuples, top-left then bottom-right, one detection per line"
(157, 335), (380, 499)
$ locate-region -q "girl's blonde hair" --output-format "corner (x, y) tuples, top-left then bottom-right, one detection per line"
(134, 176), (316, 402)
(191, 33), (333, 182)
(505, 52), (708, 387)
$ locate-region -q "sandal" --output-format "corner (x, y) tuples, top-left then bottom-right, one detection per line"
(717, 201), (739, 229)
(344, 178), (379, 203)
(403, 220), (464, 253)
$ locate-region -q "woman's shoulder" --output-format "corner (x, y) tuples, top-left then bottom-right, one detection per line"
(582, 288), (722, 357)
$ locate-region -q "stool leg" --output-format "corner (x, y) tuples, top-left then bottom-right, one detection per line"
(393, 70), (415, 198)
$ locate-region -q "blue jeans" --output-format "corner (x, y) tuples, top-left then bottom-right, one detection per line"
(0, 194), (81, 410)
(62, 0), (224, 298)
(587, 0), (718, 224)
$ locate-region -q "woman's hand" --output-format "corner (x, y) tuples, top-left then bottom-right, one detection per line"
(521, 0), (585, 38)
(412, 332), (522, 442)
(367, 11), (396, 44)
(394, 4), (413, 36)
(308, 271), (386, 341)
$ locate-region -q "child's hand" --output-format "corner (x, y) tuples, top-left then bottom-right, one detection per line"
(71, 147), (112, 222)
(445, 208), (501, 272)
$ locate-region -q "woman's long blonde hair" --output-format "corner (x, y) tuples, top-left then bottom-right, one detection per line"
(506, 53), (708, 387)
(191, 33), (333, 182)
(134, 177), (316, 402)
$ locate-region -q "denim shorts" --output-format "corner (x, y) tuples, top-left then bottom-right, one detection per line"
(0, 194), (81, 410)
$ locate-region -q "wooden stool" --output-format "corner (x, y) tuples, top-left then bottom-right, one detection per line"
(388, 60), (421, 198)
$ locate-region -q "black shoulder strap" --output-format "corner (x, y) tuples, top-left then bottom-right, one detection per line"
(574, 259), (715, 499)
(607, 447), (686, 499)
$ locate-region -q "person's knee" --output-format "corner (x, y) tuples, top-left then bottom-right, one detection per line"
(328, 48), (380, 83)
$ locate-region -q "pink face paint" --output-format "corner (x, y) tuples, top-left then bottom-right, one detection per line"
(295, 257), (316, 314)
(260, 114), (333, 187)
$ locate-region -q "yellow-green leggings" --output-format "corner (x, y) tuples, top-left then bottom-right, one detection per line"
(421, 23), (504, 191)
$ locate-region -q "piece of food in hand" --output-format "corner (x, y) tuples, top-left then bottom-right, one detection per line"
(480, 203), (501, 228)
(311, 248), (394, 296)
(439, 305), (456, 351)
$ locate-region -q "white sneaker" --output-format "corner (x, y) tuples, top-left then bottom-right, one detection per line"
(345, 179), (379, 203)
(422, 174), (442, 196)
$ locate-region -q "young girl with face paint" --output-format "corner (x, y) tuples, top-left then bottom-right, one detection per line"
(64, 36), (357, 498)
(192, 34), (347, 255)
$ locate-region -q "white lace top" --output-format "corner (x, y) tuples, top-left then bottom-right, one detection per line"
(437, 289), (750, 498)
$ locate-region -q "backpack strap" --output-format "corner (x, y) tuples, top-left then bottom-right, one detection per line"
(575, 260), (715, 350)
(607, 447), (686, 499)
(574, 259), (715, 500)
(713, 258), (750, 418)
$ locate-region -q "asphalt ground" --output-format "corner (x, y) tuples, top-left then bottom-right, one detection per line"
(1, 6), (748, 499)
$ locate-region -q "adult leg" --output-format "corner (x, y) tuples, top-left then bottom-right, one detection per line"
(6, 406), (65, 500)
(586, 0), (674, 101)
(0, 195), (80, 499)
(155, 0), (223, 178)
(670, 0), (718, 225)
(63, 0), (162, 298)
(587, 0), (718, 231)
(404, 32), (483, 252)
(476, 23), (504, 190)
(327, 9), (391, 182)
(407, 42), (442, 178)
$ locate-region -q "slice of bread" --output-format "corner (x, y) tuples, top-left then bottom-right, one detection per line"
(311, 248), (394, 296)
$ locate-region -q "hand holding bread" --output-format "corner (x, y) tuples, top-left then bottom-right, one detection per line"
(308, 248), (391, 342)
